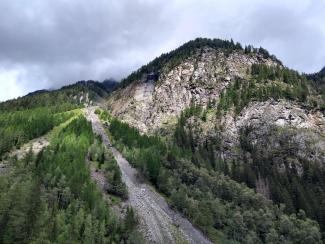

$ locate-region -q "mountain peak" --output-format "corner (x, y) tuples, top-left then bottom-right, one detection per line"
(119, 38), (280, 88)
(108, 38), (284, 134)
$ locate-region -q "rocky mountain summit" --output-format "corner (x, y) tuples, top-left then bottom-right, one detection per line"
(108, 42), (279, 133)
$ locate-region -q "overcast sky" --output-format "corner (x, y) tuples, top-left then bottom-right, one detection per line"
(0, 0), (324, 101)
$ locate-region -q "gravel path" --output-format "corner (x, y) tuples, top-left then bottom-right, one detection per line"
(84, 107), (212, 244)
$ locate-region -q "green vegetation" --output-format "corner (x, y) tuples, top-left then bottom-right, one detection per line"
(0, 116), (141, 243)
(89, 136), (128, 200)
(215, 64), (325, 116)
(109, 118), (164, 185)
(0, 38), (324, 243)
(0, 82), (84, 159)
(244, 45), (274, 59)
(237, 126), (325, 237)
(106, 161), (128, 200)
(0, 80), (113, 159)
(107, 116), (322, 243)
(0, 88), (80, 112)
(89, 135), (108, 168)
(0, 107), (77, 159)
(173, 88), (325, 240)
(96, 107), (112, 121)
(308, 66), (325, 94)
(174, 99), (325, 239)
(174, 103), (220, 171)
(118, 38), (282, 89)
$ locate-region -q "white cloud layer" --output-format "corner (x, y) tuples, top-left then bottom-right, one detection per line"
(0, 0), (324, 101)
(0, 68), (25, 101)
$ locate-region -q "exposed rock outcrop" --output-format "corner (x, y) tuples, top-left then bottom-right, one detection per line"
(181, 99), (325, 168)
(223, 100), (325, 166)
(108, 48), (278, 134)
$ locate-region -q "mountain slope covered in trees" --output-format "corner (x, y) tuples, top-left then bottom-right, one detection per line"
(0, 80), (111, 111)
(0, 116), (140, 243)
(106, 38), (325, 241)
(0, 80), (114, 159)
(102, 112), (322, 243)
(0, 80), (143, 243)
(308, 66), (325, 93)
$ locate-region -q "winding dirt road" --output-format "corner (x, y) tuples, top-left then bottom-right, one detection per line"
(84, 107), (212, 244)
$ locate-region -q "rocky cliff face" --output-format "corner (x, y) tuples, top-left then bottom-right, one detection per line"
(176, 98), (325, 173)
(211, 100), (324, 164)
(107, 47), (278, 133)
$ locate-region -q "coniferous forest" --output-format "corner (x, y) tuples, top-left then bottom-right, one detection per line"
(0, 85), (141, 244)
(0, 116), (140, 243)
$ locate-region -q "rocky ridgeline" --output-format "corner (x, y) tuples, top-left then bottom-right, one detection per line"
(107, 47), (278, 133)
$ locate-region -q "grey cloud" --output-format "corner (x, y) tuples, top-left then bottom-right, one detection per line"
(0, 0), (324, 101)
(235, 1), (325, 73)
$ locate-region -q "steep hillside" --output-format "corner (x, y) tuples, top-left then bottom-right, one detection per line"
(106, 38), (325, 240)
(0, 115), (142, 243)
(0, 80), (113, 159)
(108, 38), (280, 134)
(1, 37), (324, 243)
(0, 81), (141, 243)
